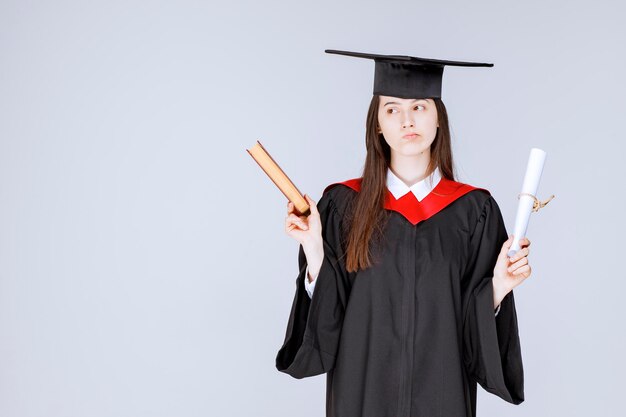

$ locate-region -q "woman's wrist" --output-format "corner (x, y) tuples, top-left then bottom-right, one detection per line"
(492, 277), (510, 308)
(302, 236), (323, 257)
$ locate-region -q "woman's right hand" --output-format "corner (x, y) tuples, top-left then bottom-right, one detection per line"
(285, 194), (322, 247)
(285, 194), (324, 281)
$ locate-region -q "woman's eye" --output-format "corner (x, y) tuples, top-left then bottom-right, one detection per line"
(387, 108), (398, 114)
(414, 105), (424, 111)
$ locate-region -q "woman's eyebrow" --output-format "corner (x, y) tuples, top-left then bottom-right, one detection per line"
(383, 99), (428, 106)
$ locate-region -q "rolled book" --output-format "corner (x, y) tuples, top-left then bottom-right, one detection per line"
(246, 140), (311, 216)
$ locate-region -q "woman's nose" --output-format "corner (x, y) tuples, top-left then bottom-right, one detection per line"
(402, 116), (414, 128)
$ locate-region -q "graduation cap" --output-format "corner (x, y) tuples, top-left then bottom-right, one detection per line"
(325, 49), (494, 99)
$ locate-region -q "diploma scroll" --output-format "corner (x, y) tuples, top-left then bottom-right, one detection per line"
(507, 148), (554, 258)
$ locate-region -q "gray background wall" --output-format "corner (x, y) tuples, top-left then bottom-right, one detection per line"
(0, 0), (623, 416)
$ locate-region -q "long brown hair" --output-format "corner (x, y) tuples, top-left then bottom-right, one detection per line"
(343, 95), (456, 273)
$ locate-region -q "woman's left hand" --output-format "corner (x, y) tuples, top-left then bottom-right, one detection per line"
(493, 235), (532, 295)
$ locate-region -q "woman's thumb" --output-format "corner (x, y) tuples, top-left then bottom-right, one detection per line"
(501, 235), (514, 253)
(305, 194), (317, 214)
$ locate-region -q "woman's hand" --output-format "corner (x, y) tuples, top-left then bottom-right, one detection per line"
(492, 235), (532, 303)
(285, 194), (322, 246)
(285, 195), (324, 281)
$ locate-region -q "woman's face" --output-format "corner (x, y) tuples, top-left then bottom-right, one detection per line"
(377, 96), (438, 157)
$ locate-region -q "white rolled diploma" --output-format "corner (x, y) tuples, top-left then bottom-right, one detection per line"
(507, 148), (547, 258)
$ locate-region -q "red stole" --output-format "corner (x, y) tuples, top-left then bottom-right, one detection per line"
(324, 177), (489, 226)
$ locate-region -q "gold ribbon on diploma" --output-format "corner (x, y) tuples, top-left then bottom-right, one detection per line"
(517, 192), (555, 213)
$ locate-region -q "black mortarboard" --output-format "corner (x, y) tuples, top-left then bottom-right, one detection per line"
(325, 49), (494, 99)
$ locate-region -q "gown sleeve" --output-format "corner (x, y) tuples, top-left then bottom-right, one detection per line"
(275, 190), (350, 379)
(462, 195), (524, 404)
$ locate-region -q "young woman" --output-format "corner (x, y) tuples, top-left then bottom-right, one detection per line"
(275, 50), (532, 417)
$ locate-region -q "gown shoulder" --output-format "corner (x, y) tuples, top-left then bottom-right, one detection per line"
(318, 177), (360, 214)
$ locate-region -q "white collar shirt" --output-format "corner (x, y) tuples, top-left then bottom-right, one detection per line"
(385, 165), (442, 201)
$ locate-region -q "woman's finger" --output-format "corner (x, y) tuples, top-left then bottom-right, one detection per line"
(286, 219), (307, 230)
(507, 256), (528, 273)
(286, 213), (308, 230)
(509, 246), (529, 263)
(513, 264), (531, 276)
(285, 221), (305, 233)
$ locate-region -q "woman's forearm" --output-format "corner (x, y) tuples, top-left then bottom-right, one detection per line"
(303, 238), (324, 283)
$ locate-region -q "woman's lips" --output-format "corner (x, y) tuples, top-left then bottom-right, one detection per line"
(403, 133), (419, 139)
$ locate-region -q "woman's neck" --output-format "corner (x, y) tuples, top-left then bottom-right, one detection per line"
(389, 151), (432, 187)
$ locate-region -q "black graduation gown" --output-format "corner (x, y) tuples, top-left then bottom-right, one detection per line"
(275, 176), (524, 417)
